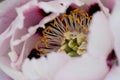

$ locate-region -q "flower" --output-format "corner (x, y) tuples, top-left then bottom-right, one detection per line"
(0, 0), (114, 80)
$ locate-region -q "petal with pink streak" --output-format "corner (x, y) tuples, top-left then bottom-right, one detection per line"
(55, 12), (113, 80)
(104, 0), (120, 80)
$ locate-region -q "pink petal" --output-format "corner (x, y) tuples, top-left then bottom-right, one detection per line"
(0, 37), (11, 56)
(0, 0), (30, 65)
(0, 0), (30, 34)
(6, 0), (46, 69)
(101, 0), (115, 11)
(0, 0), (30, 73)
(55, 12), (113, 80)
(24, 6), (46, 28)
(11, 34), (40, 69)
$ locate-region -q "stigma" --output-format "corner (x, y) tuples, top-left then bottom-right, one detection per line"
(35, 8), (91, 57)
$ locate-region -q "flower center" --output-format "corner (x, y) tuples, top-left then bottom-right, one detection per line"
(35, 8), (91, 57)
(58, 32), (87, 57)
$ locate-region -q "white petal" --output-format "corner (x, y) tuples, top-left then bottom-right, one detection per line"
(0, 69), (12, 80)
(55, 54), (108, 80)
(39, 0), (84, 13)
(22, 52), (70, 80)
(109, 0), (120, 63)
(104, 0), (120, 80)
(22, 59), (40, 80)
(87, 11), (113, 60)
(104, 65), (120, 80)
(0, 64), (27, 80)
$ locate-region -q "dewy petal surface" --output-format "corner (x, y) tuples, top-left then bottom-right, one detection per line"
(54, 12), (113, 80)
(104, 0), (120, 80)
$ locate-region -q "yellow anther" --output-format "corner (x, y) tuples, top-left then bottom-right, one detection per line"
(62, 14), (68, 21)
(65, 24), (69, 32)
(54, 19), (57, 26)
(76, 18), (83, 26)
(35, 39), (41, 51)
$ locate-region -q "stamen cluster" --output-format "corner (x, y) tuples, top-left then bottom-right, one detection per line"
(35, 8), (91, 57)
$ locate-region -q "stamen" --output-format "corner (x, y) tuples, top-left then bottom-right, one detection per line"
(35, 8), (91, 57)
